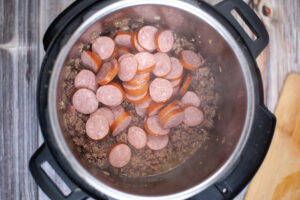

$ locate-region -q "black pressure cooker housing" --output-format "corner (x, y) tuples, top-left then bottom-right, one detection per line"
(30, 0), (276, 199)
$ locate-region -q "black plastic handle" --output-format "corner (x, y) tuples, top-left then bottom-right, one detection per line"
(191, 104), (276, 200)
(43, 0), (99, 51)
(215, 0), (269, 58)
(29, 144), (91, 200)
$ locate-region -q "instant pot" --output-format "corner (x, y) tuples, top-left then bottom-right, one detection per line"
(30, 0), (276, 199)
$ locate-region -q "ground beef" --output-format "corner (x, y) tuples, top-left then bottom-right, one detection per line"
(61, 19), (218, 178)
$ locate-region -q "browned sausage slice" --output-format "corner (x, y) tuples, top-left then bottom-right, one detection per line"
(180, 50), (203, 70)
(135, 106), (147, 117)
(96, 83), (125, 106)
(74, 69), (98, 92)
(131, 32), (145, 52)
(173, 86), (180, 96)
(160, 108), (184, 129)
(95, 62), (113, 85)
(81, 50), (102, 73)
(127, 72), (150, 86)
(111, 112), (132, 136)
(147, 101), (165, 116)
(155, 30), (174, 53)
(108, 143), (131, 168)
(153, 53), (171, 77)
(117, 46), (131, 56)
(118, 53), (134, 63)
(149, 78), (173, 103)
(137, 26), (158, 51)
(164, 57), (184, 80)
(183, 105), (204, 127)
(181, 91), (201, 107)
(85, 115), (109, 140)
(90, 107), (114, 126)
(92, 36), (116, 60)
(147, 134), (169, 151)
(135, 98), (152, 109)
(170, 77), (182, 88)
(179, 73), (192, 96)
(128, 126), (147, 149)
(123, 81), (148, 96)
(134, 52), (156, 73)
(114, 31), (132, 49)
(118, 56), (138, 81)
(110, 105), (125, 121)
(158, 100), (181, 120)
(72, 88), (98, 114)
(144, 115), (170, 136)
(126, 91), (148, 103)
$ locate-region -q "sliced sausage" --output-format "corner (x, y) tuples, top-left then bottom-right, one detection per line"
(147, 101), (165, 116)
(155, 30), (174, 53)
(108, 143), (131, 168)
(114, 31), (132, 49)
(127, 72), (150, 86)
(179, 73), (192, 96)
(85, 115), (109, 140)
(135, 98), (152, 109)
(96, 59), (119, 85)
(173, 86), (180, 96)
(74, 69), (98, 92)
(118, 56), (138, 81)
(134, 52), (156, 73)
(180, 50), (203, 70)
(144, 115), (170, 136)
(117, 46), (131, 56)
(81, 50), (102, 73)
(126, 91), (148, 104)
(72, 88), (98, 114)
(147, 134), (169, 151)
(170, 77), (182, 88)
(158, 100), (181, 120)
(123, 81), (148, 96)
(92, 36), (116, 60)
(135, 106), (147, 117)
(118, 53), (134, 63)
(181, 91), (201, 107)
(90, 107), (114, 126)
(96, 83), (125, 106)
(137, 26), (158, 51)
(111, 112), (132, 136)
(183, 105), (204, 127)
(128, 126), (147, 149)
(131, 32), (145, 52)
(110, 105), (125, 121)
(153, 53), (171, 77)
(149, 78), (173, 103)
(164, 57), (184, 80)
(160, 108), (184, 128)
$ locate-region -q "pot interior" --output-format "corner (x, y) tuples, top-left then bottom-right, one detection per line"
(54, 2), (248, 197)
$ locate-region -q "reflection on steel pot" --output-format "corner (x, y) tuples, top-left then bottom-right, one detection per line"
(30, 0), (276, 200)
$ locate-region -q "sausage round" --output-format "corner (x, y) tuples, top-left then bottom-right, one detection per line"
(92, 36), (116, 60)
(95, 62), (113, 85)
(90, 107), (115, 126)
(108, 143), (131, 168)
(85, 115), (109, 140)
(127, 72), (150, 86)
(123, 81), (148, 96)
(110, 105), (125, 121)
(153, 53), (171, 77)
(180, 50), (203, 70)
(135, 97), (152, 109)
(144, 115), (170, 136)
(126, 91), (148, 104)
(179, 73), (192, 96)
(158, 100), (181, 120)
(131, 32), (145, 52)
(155, 30), (174, 53)
(170, 77), (182, 88)
(118, 53), (134, 63)
(118, 56), (138, 81)
(81, 50), (102, 73)
(111, 112), (132, 136)
(96, 83), (125, 106)
(117, 46), (131, 56)
(183, 105), (204, 127)
(181, 91), (201, 107)
(128, 126), (147, 149)
(137, 26), (158, 51)
(134, 52), (156, 73)
(74, 69), (98, 92)
(147, 134), (169, 151)
(114, 31), (132, 49)
(160, 108), (184, 129)
(164, 57), (184, 80)
(72, 88), (98, 114)
(149, 78), (173, 103)
(147, 101), (165, 116)
(135, 106), (147, 117)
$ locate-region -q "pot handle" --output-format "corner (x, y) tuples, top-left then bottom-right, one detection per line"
(29, 144), (91, 200)
(215, 0), (269, 58)
(191, 104), (276, 200)
(43, 0), (98, 51)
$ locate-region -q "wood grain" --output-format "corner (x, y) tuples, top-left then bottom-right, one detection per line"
(0, 0), (299, 199)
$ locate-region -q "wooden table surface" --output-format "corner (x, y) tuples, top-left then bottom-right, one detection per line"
(0, 0), (299, 199)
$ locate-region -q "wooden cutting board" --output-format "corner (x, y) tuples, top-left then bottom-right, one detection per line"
(245, 74), (300, 200)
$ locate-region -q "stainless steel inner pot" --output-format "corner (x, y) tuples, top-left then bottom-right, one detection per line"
(48, 0), (255, 199)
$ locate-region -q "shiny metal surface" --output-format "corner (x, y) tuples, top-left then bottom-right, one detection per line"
(48, 0), (255, 199)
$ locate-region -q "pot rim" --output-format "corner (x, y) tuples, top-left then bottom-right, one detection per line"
(47, 0), (255, 199)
